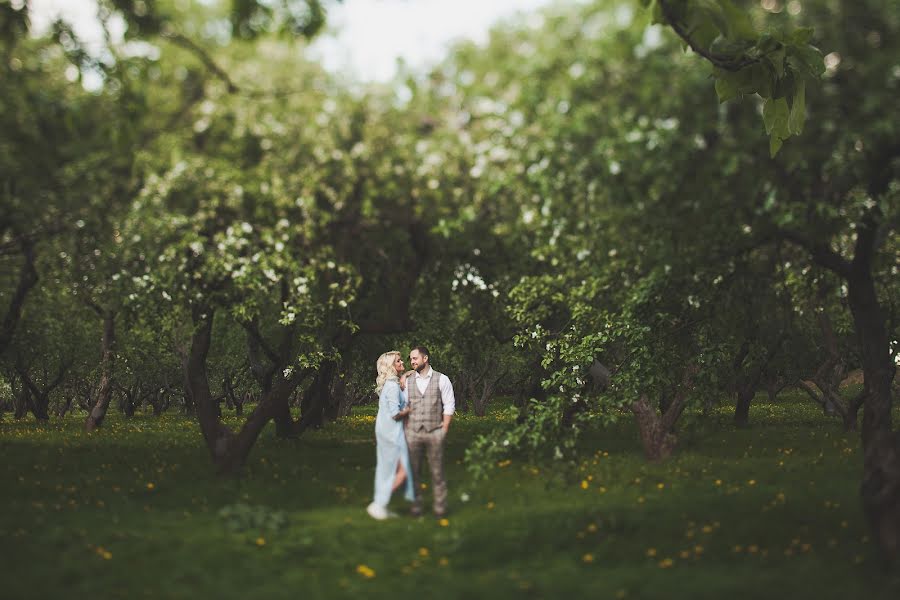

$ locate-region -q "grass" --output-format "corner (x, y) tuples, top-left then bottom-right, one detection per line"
(1, 392), (899, 599)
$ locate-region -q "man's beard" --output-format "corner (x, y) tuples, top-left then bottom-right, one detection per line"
(415, 363), (428, 373)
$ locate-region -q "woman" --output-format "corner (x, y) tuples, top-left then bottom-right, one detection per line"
(366, 351), (415, 520)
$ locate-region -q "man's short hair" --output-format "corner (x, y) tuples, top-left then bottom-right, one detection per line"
(413, 345), (430, 361)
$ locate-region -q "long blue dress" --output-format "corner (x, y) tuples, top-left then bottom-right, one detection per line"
(373, 380), (415, 506)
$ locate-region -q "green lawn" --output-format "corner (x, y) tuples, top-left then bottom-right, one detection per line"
(2, 394), (898, 599)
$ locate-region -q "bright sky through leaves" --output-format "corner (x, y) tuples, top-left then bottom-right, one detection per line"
(29, 0), (559, 82)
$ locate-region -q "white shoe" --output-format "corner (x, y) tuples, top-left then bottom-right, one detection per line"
(366, 502), (388, 520)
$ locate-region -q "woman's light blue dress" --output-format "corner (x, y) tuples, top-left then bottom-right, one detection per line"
(373, 380), (415, 506)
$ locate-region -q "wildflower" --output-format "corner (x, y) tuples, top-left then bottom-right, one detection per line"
(439, 518), (450, 527)
(582, 553), (594, 563)
(356, 564), (376, 578)
(256, 537), (266, 547)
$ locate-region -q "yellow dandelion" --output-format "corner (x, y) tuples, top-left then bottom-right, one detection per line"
(582, 553), (594, 563)
(714, 479), (722, 486)
(255, 537), (266, 547)
(748, 479), (756, 486)
(581, 480), (589, 490)
(146, 483), (155, 490)
(439, 518), (449, 527)
(486, 501), (495, 510)
(102, 551), (112, 560)
(587, 523), (598, 533)
(646, 548), (657, 557)
(658, 558), (674, 568)
(418, 547), (430, 557)
(355, 564), (376, 578)
(438, 557), (449, 567)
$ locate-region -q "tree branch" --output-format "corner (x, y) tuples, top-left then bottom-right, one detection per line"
(160, 29), (239, 93)
(776, 228), (852, 279)
(657, 0), (758, 72)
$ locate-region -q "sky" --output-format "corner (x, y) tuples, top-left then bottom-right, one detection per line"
(28, 0), (558, 82)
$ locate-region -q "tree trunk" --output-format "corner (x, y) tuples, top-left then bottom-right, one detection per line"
(765, 376), (788, 403)
(631, 396), (678, 461)
(734, 386), (754, 427)
(185, 308), (277, 475)
(14, 385), (28, 419)
(17, 363), (67, 421)
(629, 367), (696, 461)
(847, 267), (900, 563)
(296, 359), (338, 431)
(0, 238), (38, 355)
(85, 311), (116, 432)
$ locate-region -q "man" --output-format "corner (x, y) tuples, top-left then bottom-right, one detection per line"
(404, 345), (455, 518)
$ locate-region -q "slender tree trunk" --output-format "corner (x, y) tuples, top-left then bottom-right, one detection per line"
(765, 376), (787, 403)
(13, 384), (28, 419)
(734, 386), (754, 427)
(85, 311), (116, 432)
(0, 239), (38, 355)
(847, 267), (900, 563)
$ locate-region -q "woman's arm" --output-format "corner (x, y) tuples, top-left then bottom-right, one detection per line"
(385, 381), (404, 419)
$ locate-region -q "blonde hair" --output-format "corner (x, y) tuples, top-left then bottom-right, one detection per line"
(375, 351), (400, 394)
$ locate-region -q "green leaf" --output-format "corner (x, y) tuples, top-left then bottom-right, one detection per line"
(769, 134), (783, 157)
(763, 97), (789, 136)
(746, 63), (774, 98)
(789, 27), (814, 45)
(765, 47), (786, 78)
(788, 79), (806, 135)
(719, 0), (757, 40)
(786, 45), (825, 79)
(715, 71), (740, 102)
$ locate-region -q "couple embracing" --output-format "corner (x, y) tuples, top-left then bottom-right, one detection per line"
(366, 346), (455, 520)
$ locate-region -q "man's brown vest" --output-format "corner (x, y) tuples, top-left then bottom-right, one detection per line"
(406, 369), (444, 432)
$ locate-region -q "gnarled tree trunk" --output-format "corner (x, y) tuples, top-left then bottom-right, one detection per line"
(85, 310), (116, 432)
(630, 366), (696, 461)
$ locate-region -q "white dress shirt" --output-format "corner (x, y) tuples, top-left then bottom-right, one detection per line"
(414, 366), (455, 416)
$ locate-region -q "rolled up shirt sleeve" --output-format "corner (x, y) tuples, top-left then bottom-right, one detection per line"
(439, 374), (455, 416)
